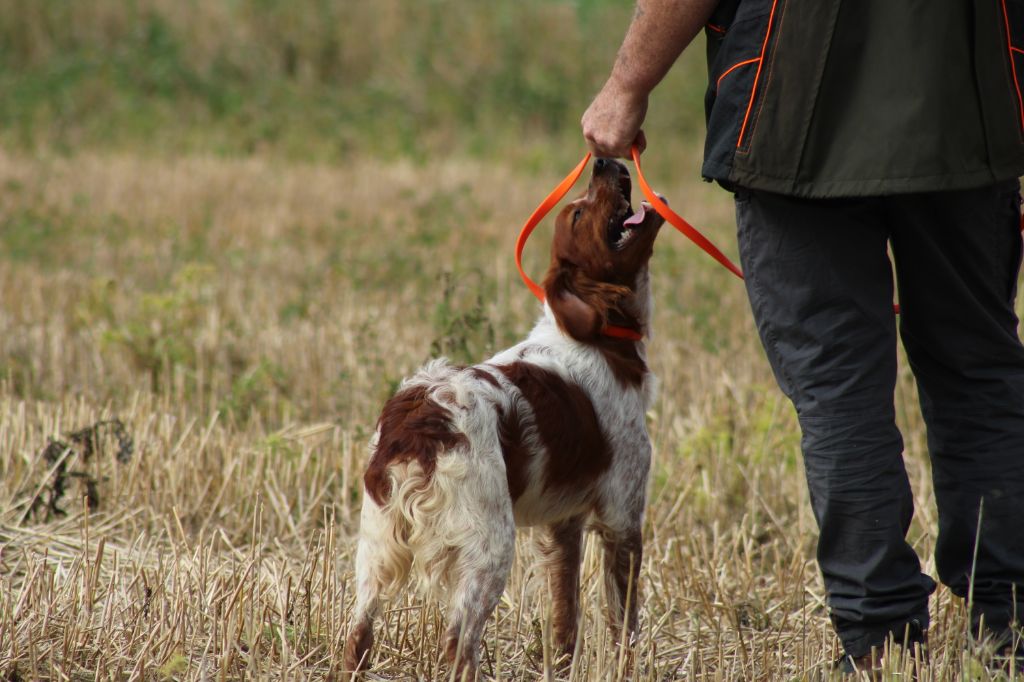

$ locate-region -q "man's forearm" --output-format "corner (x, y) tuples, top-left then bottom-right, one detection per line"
(582, 0), (719, 157)
(609, 0), (719, 97)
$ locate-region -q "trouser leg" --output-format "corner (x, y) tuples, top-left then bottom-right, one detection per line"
(888, 180), (1024, 642)
(735, 190), (934, 658)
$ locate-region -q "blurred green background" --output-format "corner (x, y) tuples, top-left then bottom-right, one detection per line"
(0, 0), (710, 171)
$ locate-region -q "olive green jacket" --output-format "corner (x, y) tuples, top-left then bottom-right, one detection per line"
(702, 0), (1024, 197)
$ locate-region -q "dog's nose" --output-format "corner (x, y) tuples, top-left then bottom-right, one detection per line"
(594, 157), (618, 175)
(594, 157), (626, 176)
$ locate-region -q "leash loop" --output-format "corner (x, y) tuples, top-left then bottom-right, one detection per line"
(629, 146), (744, 279)
(515, 145), (744, 307)
(515, 145), (917, 320)
(515, 153), (591, 301)
(514, 152), (645, 340)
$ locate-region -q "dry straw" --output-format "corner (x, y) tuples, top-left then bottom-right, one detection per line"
(0, 150), (1016, 680)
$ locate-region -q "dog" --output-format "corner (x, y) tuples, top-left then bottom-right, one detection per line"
(343, 157), (665, 679)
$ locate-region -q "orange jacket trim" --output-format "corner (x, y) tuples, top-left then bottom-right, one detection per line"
(736, 0), (781, 149)
(1001, 0), (1024, 130)
(717, 57), (762, 88)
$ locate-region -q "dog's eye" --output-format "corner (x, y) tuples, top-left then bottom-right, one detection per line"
(572, 208), (582, 225)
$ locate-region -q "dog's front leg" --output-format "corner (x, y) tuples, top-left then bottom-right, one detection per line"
(601, 526), (642, 644)
(536, 515), (585, 660)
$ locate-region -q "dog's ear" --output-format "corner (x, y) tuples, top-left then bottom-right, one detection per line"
(546, 269), (601, 341)
(544, 266), (629, 342)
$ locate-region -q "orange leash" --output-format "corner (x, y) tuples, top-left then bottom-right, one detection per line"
(516, 146), (969, 320)
(515, 151), (644, 340)
(515, 152), (592, 301)
(629, 146), (743, 279)
(515, 146), (744, 341)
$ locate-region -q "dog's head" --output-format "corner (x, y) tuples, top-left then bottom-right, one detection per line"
(543, 158), (665, 342)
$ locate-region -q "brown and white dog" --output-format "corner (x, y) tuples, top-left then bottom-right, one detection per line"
(344, 158), (665, 679)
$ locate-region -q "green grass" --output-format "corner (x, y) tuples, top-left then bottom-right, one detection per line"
(0, 0), (708, 168)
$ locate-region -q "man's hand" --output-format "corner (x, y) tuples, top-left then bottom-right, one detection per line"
(581, 0), (719, 159)
(582, 80), (648, 159)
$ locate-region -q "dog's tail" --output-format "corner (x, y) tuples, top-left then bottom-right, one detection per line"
(354, 361), (482, 599)
(357, 450), (472, 599)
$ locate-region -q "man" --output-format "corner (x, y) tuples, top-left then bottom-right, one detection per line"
(582, 0), (1024, 674)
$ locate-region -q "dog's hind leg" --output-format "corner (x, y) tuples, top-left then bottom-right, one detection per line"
(536, 515), (585, 660)
(343, 496), (412, 675)
(343, 543), (379, 675)
(443, 509), (515, 681)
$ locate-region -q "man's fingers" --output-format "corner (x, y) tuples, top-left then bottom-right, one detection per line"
(587, 140), (624, 158)
(581, 87), (648, 158)
(583, 128), (634, 158)
(584, 132), (624, 159)
(634, 130), (647, 155)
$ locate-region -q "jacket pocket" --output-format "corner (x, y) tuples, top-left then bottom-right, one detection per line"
(703, 11), (770, 177)
(705, 0), (740, 37)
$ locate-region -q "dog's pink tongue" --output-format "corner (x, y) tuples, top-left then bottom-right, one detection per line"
(623, 196), (666, 226)
(623, 205), (646, 227)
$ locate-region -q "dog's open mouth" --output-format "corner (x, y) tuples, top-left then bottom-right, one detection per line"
(607, 170), (658, 251)
(609, 205), (645, 251)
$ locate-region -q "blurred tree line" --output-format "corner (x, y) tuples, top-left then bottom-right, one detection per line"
(0, 0), (708, 164)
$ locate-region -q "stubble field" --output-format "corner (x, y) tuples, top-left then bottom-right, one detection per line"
(1, 147), (1004, 681)
(1, 1), (1021, 680)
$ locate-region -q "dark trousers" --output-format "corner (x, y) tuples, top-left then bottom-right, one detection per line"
(735, 180), (1024, 658)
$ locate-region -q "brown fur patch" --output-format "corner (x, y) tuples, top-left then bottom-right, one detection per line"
(467, 365), (531, 500)
(592, 335), (648, 387)
(497, 403), (531, 501)
(468, 366), (501, 389)
(497, 362), (612, 489)
(541, 160), (659, 388)
(343, 620), (374, 672)
(543, 265), (647, 387)
(603, 528), (643, 638)
(364, 384), (468, 506)
(539, 517), (584, 657)
(543, 265), (647, 386)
